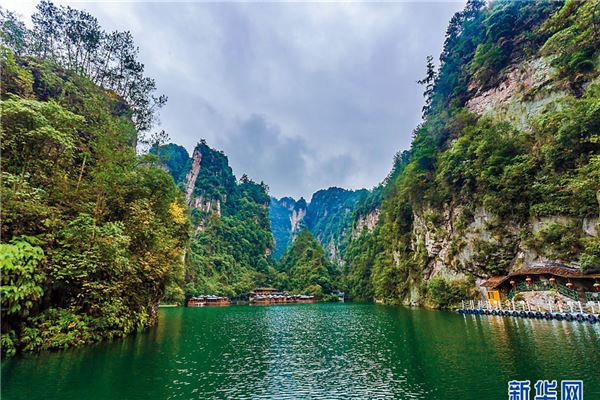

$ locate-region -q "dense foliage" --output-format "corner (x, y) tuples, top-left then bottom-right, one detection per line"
(431, 0), (562, 110)
(0, 48), (188, 355)
(277, 230), (337, 299)
(343, 0), (600, 305)
(426, 277), (477, 309)
(0, 1), (166, 133)
(155, 142), (275, 298)
(151, 143), (190, 185)
(305, 187), (368, 264)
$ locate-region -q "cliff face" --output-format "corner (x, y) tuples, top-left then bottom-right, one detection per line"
(291, 199), (308, 234)
(305, 188), (368, 265)
(413, 52), (598, 286)
(269, 197), (307, 259)
(353, 208), (380, 238)
(270, 197), (296, 259)
(269, 188), (367, 263)
(184, 146), (202, 207)
(343, 0), (600, 305)
(475, 61), (562, 114)
(155, 140), (236, 226)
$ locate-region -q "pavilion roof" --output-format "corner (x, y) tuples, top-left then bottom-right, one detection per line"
(482, 264), (600, 289)
(509, 265), (600, 279)
(481, 275), (508, 288)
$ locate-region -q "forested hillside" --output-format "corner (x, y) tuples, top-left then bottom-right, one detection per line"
(0, 2), (279, 355)
(343, 0), (600, 306)
(155, 142), (344, 299)
(1, 3), (187, 354)
(276, 230), (337, 300)
(305, 188), (368, 264)
(154, 142), (275, 298)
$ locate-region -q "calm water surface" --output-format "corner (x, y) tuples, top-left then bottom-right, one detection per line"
(2, 303), (599, 399)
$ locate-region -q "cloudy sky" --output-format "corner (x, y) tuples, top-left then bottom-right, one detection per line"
(6, 0), (465, 199)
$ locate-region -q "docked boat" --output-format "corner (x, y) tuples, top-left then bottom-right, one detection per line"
(249, 288), (315, 305)
(187, 295), (231, 307)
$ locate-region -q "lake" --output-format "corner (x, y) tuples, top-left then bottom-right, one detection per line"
(2, 303), (599, 399)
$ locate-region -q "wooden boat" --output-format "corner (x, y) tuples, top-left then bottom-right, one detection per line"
(187, 295), (231, 307)
(249, 291), (315, 305)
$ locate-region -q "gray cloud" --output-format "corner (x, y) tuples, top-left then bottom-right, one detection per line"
(6, 0), (465, 199)
(219, 114), (310, 199)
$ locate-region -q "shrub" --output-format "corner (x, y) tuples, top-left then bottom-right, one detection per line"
(427, 277), (475, 309)
(580, 237), (600, 273)
(0, 236), (45, 319)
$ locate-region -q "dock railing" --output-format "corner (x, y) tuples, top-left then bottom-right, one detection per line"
(459, 299), (600, 322)
(585, 292), (600, 302)
(508, 281), (580, 301)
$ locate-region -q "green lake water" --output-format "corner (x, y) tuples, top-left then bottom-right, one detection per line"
(2, 303), (599, 399)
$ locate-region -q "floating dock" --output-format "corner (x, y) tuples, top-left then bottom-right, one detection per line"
(457, 299), (600, 323)
(250, 293), (316, 305)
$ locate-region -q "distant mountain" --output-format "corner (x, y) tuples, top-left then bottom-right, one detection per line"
(269, 196), (307, 259)
(269, 187), (367, 264)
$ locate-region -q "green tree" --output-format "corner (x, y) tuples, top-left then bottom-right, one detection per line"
(279, 230), (336, 298)
(0, 40), (188, 354)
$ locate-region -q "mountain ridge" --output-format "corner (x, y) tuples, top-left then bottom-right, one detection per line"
(269, 187), (368, 263)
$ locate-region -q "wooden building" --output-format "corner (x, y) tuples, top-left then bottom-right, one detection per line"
(251, 288), (279, 296)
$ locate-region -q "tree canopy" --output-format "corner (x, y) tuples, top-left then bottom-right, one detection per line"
(278, 230), (337, 299)
(0, 6), (186, 355)
(0, 1), (166, 135)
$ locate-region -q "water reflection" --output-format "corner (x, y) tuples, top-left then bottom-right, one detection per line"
(2, 304), (599, 400)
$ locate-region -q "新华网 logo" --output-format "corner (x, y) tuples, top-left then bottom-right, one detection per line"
(508, 380), (583, 400)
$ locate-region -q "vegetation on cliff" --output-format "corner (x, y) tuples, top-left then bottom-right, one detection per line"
(269, 197), (298, 259)
(1, 3), (188, 354)
(154, 142), (274, 298)
(305, 188), (368, 264)
(343, 0), (600, 304)
(277, 230), (337, 299)
(269, 188), (367, 264)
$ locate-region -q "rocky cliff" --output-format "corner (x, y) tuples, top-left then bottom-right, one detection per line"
(291, 198), (308, 234)
(343, 0), (600, 305)
(269, 197), (304, 259)
(353, 208), (380, 238)
(154, 140), (238, 226)
(184, 146), (202, 207)
(269, 188), (367, 263)
(305, 188), (368, 265)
